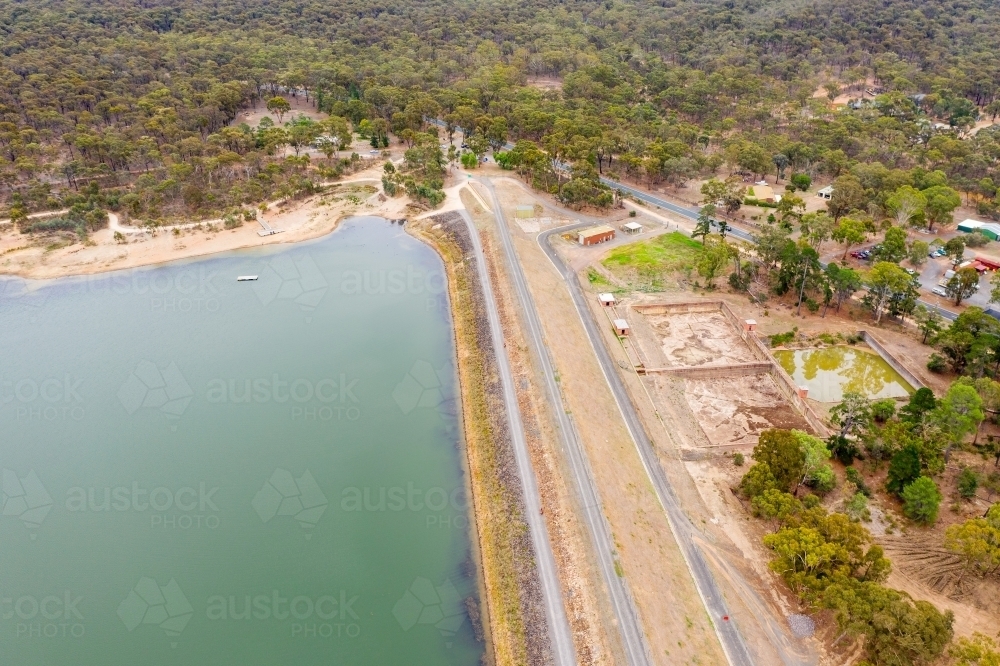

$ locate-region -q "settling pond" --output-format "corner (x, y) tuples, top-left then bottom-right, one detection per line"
(0, 217), (484, 664)
(773, 346), (914, 403)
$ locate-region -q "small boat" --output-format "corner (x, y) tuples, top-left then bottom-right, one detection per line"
(237, 275), (259, 282)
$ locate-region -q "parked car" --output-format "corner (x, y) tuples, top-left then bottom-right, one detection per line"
(904, 268), (917, 276)
(932, 285), (949, 297)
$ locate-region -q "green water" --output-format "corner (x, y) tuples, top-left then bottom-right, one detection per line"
(0, 217), (484, 664)
(774, 346), (914, 403)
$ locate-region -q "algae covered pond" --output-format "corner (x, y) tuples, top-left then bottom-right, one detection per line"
(773, 346), (914, 402)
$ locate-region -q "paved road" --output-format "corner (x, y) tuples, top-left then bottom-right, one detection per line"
(455, 209), (578, 666)
(601, 179), (755, 242)
(534, 216), (756, 666)
(476, 180), (655, 666)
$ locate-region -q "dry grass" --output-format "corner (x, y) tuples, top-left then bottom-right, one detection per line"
(408, 214), (541, 666)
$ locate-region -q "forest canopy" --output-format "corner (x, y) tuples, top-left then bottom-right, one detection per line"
(4, 0), (1000, 223)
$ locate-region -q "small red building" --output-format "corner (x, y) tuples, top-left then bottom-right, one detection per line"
(578, 225), (616, 246)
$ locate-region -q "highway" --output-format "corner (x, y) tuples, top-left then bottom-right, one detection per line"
(602, 179), (756, 243)
(455, 209), (579, 666)
(475, 180), (656, 666)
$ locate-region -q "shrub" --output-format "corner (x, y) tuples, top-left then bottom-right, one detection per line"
(739, 463), (776, 498)
(728, 271), (750, 292)
(965, 230), (990, 247)
(801, 493), (821, 509)
(957, 467), (979, 499)
(845, 492), (871, 521)
(927, 353), (947, 373)
(902, 476), (943, 524)
(827, 434), (859, 465)
(870, 399), (897, 423)
(744, 197), (777, 208)
(790, 173), (812, 191)
(628, 209), (637, 217)
(460, 151), (478, 169)
(845, 467), (872, 497)
(733, 452), (745, 466)
(887, 444), (922, 496)
(795, 430), (836, 494)
(753, 429), (806, 492)
(811, 465), (837, 493)
(769, 328), (798, 346)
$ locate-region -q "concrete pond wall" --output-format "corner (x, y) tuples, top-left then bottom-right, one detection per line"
(631, 300), (831, 437)
(857, 331), (926, 391)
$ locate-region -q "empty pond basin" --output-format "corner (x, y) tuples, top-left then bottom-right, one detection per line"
(773, 346), (913, 402)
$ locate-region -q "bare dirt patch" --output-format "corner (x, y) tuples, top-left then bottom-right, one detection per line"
(682, 375), (813, 448)
(644, 311), (756, 368)
(526, 77), (562, 91)
(232, 95), (326, 128)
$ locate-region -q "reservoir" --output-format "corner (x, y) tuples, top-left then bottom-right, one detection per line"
(0, 217), (484, 664)
(774, 346), (914, 402)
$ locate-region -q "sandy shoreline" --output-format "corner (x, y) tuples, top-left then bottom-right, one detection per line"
(0, 166), (424, 281)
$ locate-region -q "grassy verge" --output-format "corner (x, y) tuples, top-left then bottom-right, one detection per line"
(601, 231), (701, 290)
(602, 230), (701, 272)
